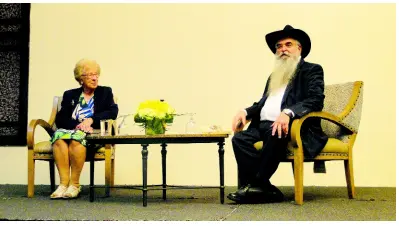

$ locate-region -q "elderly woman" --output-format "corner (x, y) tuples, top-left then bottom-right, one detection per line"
(49, 59), (118, 199)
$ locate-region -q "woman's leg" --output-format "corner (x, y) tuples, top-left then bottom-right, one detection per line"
(68, 140), (87, 187)
(53, 139), (70, 186)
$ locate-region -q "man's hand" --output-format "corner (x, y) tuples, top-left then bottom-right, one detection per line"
(271, 112), (290, 138)
(76, 118), (94, 133)
(232, 110), (247, 132)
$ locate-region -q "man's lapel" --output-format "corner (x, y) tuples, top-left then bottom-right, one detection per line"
(281, 82), (293, 108)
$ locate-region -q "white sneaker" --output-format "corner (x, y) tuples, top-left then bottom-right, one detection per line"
(50, 185), (68, 199)
(63, 185), (82, 199)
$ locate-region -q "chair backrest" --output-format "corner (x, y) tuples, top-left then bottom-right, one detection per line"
(321, 81), (364, 138)
(48, 96), (118, 130)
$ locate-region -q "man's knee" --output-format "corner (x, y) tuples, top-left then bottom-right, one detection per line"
(232, 132), (244, 146)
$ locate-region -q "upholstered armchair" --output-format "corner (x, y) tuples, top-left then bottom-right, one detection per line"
(239, 81), (364, 205)
(27, 96), (117, 198)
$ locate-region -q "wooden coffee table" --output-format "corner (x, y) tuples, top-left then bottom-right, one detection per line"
(86, 132), (230, 206)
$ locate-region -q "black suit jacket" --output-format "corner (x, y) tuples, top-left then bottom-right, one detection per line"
(246, 59), (328, 158)
(55, 86), (119, 130)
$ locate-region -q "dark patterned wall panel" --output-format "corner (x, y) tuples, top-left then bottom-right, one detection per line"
(0, 3), (30, 146)
(0, 52), (21, 123)
(0, 4), (22, 19)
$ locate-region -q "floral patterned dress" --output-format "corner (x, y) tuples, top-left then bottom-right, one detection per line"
(50, 93), (94, 146)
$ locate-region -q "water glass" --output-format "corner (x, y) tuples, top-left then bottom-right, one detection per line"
(185, 116), (197, 134)
(101, 119), (114, 136)
(100, 120), (106, 136)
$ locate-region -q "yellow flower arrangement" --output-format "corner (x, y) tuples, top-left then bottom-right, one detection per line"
(134, 100), (175, 135)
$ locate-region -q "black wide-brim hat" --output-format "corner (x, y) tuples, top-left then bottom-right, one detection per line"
(265, 25), (311, 58)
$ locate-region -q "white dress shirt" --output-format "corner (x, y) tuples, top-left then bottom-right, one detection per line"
(260, 85), (287, 121)
(242, 85), (295, 122)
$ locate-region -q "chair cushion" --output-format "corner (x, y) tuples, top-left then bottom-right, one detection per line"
(34, 141), (53, 153)
(254, 141), (263, 151)
(253, 138), (349, 154)
(34, 141), (108, 154)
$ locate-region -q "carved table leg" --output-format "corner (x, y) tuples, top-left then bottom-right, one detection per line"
(218, 141), (225, 204)
(141, 144), (149, 207)
(161, 143), (167, 200)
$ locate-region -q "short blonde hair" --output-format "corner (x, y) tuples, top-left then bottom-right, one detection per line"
(73, 58), (101, 83)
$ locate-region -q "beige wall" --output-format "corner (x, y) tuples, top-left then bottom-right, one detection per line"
(0, 3), (395, 187)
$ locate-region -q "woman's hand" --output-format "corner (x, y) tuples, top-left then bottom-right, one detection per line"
(76, 118), (94, 133)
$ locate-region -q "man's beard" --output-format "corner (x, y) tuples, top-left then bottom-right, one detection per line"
(267, 52), (301, 95)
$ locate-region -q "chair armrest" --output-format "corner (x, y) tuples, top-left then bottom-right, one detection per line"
(27, 119), (55, 149)
(290, 111), (355, 148)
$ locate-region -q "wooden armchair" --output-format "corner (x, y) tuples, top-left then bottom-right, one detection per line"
(27, 96), (117, 198)
(240, 81), (364, 205)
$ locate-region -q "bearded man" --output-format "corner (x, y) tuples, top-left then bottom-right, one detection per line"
(228, 25), (328, 204)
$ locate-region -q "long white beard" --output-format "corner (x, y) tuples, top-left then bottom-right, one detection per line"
(267, 53), (301, 95)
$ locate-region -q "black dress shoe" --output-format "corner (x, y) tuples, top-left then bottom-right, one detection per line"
(227, 184), (284, 204)
(227, 184), (266, 203)
(262, 184), (284, 203)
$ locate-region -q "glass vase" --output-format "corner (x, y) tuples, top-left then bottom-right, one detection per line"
(145, 119), (166, 135)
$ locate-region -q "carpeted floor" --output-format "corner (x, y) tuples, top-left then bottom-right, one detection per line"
(0, 184), (395, 221)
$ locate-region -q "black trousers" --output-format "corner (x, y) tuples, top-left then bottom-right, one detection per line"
(232, 121), (289, 188)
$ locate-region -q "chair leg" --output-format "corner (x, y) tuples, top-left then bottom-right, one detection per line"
(293, 157), (304, 205)
(49, 160), (56, 192)
(110, 158), (115, 187)
(27, 149), (35, 198)
(104, 145), (112, 197)
(344, 159), (355, 199)
(291, 161), (295, 176)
